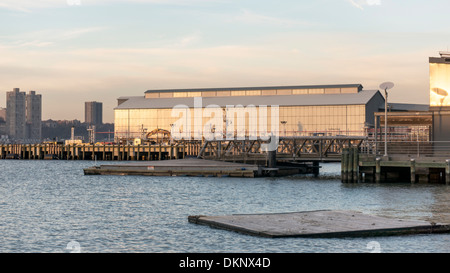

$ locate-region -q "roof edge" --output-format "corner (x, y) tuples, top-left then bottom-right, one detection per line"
(145, 84), (363, 93)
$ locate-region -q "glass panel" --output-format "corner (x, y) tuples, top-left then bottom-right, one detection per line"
(187, 92), (202, 97)
(202, 91), (216, 97)
(246, 90), (261, 96)
(261, 90), (277, 96)
(173, 92), (187, 98)
(216, 91), (230, 96)
(231, 91), (246, 96)
(159, 92), (173, 98)
(341, 87), (358, 94)
(324, 88), (340, 94)
(145, 93), (159, 98)
(292, 89), (308, 95)
(308, 89), (324, 94)
(276, 89), (292, 95)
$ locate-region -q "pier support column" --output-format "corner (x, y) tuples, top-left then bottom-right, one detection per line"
(341, 148), (348, 183)
(347, 148), (353, 182)
(352, 147), (359, 183)
(313, 161), (319, 177)
(410, 159), (416, 184)
(446, 159), (450, 185)
(375, 157), (381, 183)
(268, 150), (277, 168)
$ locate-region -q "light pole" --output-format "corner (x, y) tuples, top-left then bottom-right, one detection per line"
(379, 82), (394, 157)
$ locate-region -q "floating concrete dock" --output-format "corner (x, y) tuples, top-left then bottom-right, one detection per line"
(188, 210), (450, 238)
(84, 158), (261, 177)
(83, 158), (319, 177)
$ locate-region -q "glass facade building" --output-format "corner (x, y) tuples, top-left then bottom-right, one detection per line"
(114, 84), (385, 142)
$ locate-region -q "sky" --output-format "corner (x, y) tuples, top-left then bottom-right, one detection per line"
(1, 0), (450, 123)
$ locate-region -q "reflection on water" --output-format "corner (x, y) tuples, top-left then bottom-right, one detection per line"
(0, 160), (449, 253)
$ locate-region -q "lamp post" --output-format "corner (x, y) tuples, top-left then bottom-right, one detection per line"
(379, 82), (394, 157)
(281, 121), (287, 137)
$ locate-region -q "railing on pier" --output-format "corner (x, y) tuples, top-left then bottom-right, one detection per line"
(361, 140), (450, 158)
(198, 136), (367, 162)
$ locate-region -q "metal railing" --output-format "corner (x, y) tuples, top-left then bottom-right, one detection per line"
(362, 140), (450, 157)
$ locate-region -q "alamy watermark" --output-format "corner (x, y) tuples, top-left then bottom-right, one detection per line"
(66, 240), (81, 253)
(171, 97), (280, 151)
(366, 241), (381, 253)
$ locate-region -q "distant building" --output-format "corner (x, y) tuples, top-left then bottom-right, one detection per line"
(0, 107), (6, 136)
(26, 91), (42, 140)
(6, 88), (26, 140)
(5, 88), (42, 142)
(85, 101), (103, 125)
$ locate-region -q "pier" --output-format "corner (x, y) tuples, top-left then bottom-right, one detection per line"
(0, 142), (202, 161)
(341, 142), (450, 184)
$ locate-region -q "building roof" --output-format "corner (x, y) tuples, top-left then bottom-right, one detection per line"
(115, 89), (383, 110)
(379, 103), (430, 112)
(145, 84), (363, 93)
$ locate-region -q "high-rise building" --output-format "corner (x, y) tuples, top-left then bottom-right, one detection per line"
(26, 91), (42, 140)
(5, 88), (42, 141)
(85, 101), (103, 125)
(6, 88), (26, 140)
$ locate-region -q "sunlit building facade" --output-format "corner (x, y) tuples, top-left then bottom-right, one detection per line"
(114, 84), (385, 142)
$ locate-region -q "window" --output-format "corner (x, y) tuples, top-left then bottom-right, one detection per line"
(187, 92), (202, 97)
(261, 90), (277, 96)
(216, 91), (230, 96)
(173, 92), (187, 98)
(145, 93), (159, 98)
(246, 90), (261, 96)
(277, 89), (292, 95)
(308, 89), (324, 94)
(292, 89), (308, 95)
(231, 91), (246, 96)
(202, 91), (216, 97)
(159, 92), (173, 98)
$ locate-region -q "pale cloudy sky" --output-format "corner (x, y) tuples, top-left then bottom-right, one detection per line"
(1, 0), (449, 122)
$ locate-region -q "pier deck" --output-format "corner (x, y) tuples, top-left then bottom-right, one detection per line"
(188, 210), (450, 238)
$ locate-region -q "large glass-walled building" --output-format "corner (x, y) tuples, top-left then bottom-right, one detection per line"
(114, 84), (385, 142)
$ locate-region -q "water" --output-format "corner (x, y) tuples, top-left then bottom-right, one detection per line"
(0, 160), (449, 253)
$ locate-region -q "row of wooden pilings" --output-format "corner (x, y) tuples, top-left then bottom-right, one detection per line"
(341, 147), (359, 183)
(0, 143), (203, 161)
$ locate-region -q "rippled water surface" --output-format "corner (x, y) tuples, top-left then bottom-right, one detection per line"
(0, 160), (449, 253)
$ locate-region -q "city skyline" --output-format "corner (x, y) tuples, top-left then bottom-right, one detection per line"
(1, 1), (450, 123)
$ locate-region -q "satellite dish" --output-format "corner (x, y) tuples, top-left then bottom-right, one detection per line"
(431, 87), (448, 97)
(432, 87), (449, 105)
(379, 82), (394, 90)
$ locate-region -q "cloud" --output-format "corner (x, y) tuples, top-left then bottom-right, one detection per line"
(0, 27), (107, 48)
(348, 0), (381, 10)
(233, 9), (311, 27)
(0, 0), (221, 12)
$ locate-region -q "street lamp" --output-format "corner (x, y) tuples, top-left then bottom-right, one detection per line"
(281, 121), (287, 136)
(379, 82), (394, 157)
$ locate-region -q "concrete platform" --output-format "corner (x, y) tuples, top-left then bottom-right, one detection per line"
(84, 158), (260, 177)
(188, 210), (450, 238)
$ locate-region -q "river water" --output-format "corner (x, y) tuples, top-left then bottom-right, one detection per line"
(0, 160), (449, 253)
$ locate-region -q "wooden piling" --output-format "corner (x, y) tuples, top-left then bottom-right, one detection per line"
(347, 148), (353, 182)
(446, 159), (450, 185)
(268, 149), (277, 168)
(341, 148), (348, 183)
(410, 159), (416, 184)
(352, 147), (359, 182)
(375, 157), (381, 183)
